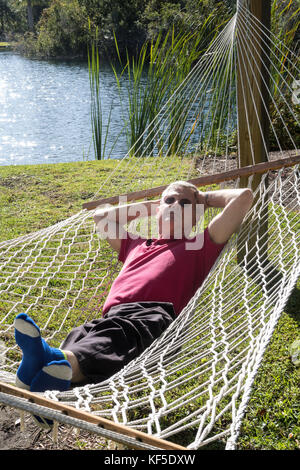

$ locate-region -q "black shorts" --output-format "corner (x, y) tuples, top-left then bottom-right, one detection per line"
(61, 302), (175, 385)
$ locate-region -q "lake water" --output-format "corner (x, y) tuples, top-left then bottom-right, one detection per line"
(0, 52), (129, 166)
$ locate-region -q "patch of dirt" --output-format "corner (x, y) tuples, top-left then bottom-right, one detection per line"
(0, 406), (36, 450)
(0, 174), (42, 189)
(0, 404), (116, 450)
(195, 150), (299, 211)
(194, 149), (299, 178)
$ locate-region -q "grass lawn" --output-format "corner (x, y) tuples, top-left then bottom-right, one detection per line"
(0, 159), (299, 450)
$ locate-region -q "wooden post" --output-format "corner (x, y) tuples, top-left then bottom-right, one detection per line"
(236, 0), (271, 273)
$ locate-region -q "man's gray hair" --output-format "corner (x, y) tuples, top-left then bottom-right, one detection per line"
(161, 181), (199, 201)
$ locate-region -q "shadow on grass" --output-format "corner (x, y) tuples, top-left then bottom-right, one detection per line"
(285, 285), (300, 325)
(240, 255), (299, 324)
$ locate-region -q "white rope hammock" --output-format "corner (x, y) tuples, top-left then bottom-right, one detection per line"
(0, 1), (299, 450)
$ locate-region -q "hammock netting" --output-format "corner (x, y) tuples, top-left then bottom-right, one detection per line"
(0, 0), (299, 450)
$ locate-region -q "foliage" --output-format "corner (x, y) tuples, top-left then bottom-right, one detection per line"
(90, 4), (233, 159)
(0, 0), (24, 36)
(23, 0), (90, 57)
(0, 1), (15, 36)
(269, 0), (300, 150)
(1, 0), (51, 37)
(16, 0), (236, 59)
(87, 0), (298, 160)
(141, 0), (234, 41)
(3, 0), (299, 61)
(80, 0), (147, 55)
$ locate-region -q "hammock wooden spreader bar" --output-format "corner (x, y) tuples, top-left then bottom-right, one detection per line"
(0, 381), (186, 451)
(82, 155), (300, 210)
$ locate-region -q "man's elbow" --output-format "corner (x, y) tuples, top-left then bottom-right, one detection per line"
(93, 214), (102, 231)
(239, 188), (254, 212)
(93, 213), (108, 235)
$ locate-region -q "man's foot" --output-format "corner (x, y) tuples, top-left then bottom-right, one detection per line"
(30, 360), (72, 429)
(30, 360), (72, 393)
(14, 313), (66, 390)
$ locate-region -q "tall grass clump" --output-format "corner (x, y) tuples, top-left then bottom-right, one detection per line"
(88, 27), (121, 160)
(112, 15), (223, 158)
(88, 34), (102, 160)
(112, 30), (179, 157)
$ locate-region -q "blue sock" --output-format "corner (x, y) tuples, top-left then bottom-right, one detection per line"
(14, 313), (66, 390)
(30, 360), (72, 393)
(30, 360), (72, 429)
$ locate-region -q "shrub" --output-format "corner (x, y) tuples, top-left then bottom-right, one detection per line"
(28, 0), (89, 58)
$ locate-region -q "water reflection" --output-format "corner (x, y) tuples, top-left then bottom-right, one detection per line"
(0, 52), (128, 166)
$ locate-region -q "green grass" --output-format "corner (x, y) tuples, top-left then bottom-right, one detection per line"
(0, 159), (299, 450)
(0, 160), (110, 240)
(238, 306), (300, 450)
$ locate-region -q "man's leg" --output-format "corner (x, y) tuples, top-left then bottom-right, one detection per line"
(63, 350), (86, 383)
(15, 302), (175, 390)
(60, 302), (175, 385)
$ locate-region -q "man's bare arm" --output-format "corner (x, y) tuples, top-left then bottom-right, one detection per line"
(94, 200), (160, 253)
(201, 188), (254, 245)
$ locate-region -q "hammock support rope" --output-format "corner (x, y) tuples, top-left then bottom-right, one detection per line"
(0, 382), (186, 450)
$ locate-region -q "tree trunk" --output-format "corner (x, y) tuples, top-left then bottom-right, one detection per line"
(27, 0), (34, 31)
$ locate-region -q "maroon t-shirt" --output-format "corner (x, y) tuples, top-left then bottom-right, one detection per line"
(102, 228), (226, 316)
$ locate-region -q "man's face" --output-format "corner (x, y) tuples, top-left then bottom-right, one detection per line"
(156, 185), (199, 239)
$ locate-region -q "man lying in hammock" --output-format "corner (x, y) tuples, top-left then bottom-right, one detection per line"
(14, 181), (253, 398)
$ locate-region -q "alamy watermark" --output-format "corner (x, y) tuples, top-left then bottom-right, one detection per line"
(95, 197), (205, 250)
